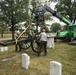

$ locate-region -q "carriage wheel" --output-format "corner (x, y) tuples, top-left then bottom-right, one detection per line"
(31, 38), (39, 53)
(31, 36), (44, 53)
(20, 42), (31, 50)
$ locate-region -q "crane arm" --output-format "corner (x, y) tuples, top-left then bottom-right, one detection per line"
(43, 5), (73, 25)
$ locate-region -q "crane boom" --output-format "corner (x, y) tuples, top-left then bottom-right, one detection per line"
(43, 5), (73, 25)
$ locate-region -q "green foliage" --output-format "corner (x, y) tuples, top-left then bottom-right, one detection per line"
(45, 27), (50, 33)
(55, 0), (76, 23)
(0, 0), (29, 25)
(44, 12), (52, 20)
(51, 22), (61, 32)
(62, 25), (69, 31)
(0, 0), (29, 39)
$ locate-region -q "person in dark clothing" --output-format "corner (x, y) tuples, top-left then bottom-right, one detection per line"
(38, 28), (47, 56)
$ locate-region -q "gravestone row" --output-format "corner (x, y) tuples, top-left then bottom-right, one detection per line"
(22, 53), (62, 75)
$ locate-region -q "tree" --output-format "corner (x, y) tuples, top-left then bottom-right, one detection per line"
(55, 0), (76, 23)
(0, 0), (29, 40)
(44, 12), (53, 20)
(51, 22), (61, 32)
(0, 22), (7, 37)
(62, 25), (69, 31)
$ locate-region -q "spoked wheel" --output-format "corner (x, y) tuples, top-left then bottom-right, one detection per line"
(20, 42), (31, 50)
(31, 38), (39, 53)
(17, 35), (32, 51)
(31, 34), (44, 53)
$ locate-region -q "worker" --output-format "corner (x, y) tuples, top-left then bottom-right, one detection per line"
(38, 27), (47, 56)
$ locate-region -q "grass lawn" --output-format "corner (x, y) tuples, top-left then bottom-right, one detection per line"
(0, 41), (76, 75)
(0, 34), (12, 38)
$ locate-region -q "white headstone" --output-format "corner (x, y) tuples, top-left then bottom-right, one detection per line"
(0, 47), (4, 52)
(4, 46), (8, 51)
(22, 53), (30, 69)
(50, 61), (62, 75)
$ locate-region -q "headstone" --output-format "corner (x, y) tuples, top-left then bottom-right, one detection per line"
(50, 61), (62, 75)
(22, 53), (30, 69)
(0, 46), (8, 52)
(0, 47), (4, 52)
(4, 46), (8, 51)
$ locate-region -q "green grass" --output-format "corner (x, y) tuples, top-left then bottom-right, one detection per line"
(0, 41), (76, 75)
(0, 34), (12, 38)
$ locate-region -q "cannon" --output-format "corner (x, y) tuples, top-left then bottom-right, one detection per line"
(0, 23), (40, 53)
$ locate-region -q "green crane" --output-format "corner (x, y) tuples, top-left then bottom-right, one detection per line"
(35, 4), (76, 42)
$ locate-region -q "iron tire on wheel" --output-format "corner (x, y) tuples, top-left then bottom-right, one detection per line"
(19, 42), (31, 50)
(31, 38), (39, 53)
(31, 37), (44, 53)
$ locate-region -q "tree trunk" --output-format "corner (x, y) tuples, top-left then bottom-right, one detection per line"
(12, 27), (14, 40)
(1, 30), (4, 37)
(74, 14), (76, 23)
(11, 20), (15, 40)
(36, 24), (38, 32)
(36, 19), (39, 32)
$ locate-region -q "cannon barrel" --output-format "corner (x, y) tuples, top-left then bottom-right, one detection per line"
(0, 37), (32, 46)
(0, 39), (25, 46)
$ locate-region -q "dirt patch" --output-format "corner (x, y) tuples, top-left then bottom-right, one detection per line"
(0, 55), (20, 61)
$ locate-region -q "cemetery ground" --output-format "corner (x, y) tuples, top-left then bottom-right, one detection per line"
(0, 34), (12, 38)
(0, 34), (76, 75)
